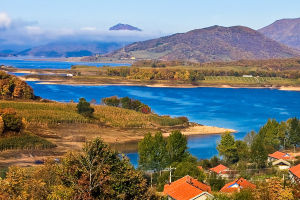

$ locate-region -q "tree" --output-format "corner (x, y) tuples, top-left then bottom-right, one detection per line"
(251, 134), (268, 168)
(76, 98), (94, 117)
(138, 132), (168, 173)
(174, 161), (205, 183)
(235, 140), (250, 161)
(166, 130), (189, 164)
(217, 132), (238, 164)
(287, 117), (300, 147)
(254, 177), (294, 200)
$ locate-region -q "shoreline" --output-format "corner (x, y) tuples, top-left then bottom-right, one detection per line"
(21, 78), (300, 91)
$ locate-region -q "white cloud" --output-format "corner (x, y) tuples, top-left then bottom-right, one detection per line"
(0, 12), (11, 29)
(25, 26), (43, 35)
(80, 27), (97, 31)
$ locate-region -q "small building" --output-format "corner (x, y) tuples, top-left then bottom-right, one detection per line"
(220, 177), (256, 193)
(272, 159), (291, 170)
(242, 75), (253, 78)
(268, 151), (293, 163)
(66, 73), (73, 77)
(209, 164), (230, 178)
(289, 164), (300, 184)
(164, 175), (214, 200)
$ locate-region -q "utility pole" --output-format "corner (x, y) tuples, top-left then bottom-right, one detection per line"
(163, 166), (176, 183)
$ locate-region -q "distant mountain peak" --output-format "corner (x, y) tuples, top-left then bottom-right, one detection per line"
(259, 17), (300, 49)
(109, 23), (142, 31)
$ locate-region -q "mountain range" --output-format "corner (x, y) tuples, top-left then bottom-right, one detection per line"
(16, 41), (126, 58)
(106, 25), (300, 62)
(258, 18), (300, 50)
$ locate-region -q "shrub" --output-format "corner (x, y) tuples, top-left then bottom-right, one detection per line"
(0, 108), (23, 133)
(102, 96), (120, 107)
(76, 98), (94, 118)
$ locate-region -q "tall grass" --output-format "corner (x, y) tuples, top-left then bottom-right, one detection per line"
(0, 100), (185, 128)
(0, 134), (56, 151)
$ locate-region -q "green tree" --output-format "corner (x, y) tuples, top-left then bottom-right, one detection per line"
(138, 132), (168, 172)
(287, 117), (300, 147)
(217, 132), (238, 164)
(173, 161), (205, 183)
(166, 130), (189, 164)
(251, 134), (268, 168)
(76, 98), (94, 117)
(235, 140), (250, 161)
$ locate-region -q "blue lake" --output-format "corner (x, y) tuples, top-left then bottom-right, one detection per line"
(0, 58), (129, 69)
(1, 59), (300, 167)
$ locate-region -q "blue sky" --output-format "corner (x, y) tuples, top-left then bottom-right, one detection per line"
(0, 0), (300, 46)
(1, 0), (300, 32)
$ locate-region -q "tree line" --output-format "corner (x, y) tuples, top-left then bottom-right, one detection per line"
(0, 71), (35, 99)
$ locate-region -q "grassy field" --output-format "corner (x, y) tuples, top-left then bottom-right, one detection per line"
(0, 133), (56, 151)
(0, 100), (185, 128)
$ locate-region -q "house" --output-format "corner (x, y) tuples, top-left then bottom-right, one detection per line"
(164, 175), (214, 200)
(242, 75), (253, 78)
(268, 151), (293, 163)
(209, 164), (230, 178)
(220, 177), (256, 193)
(272, 159), (291, 170)
(289, 164), (300, 184)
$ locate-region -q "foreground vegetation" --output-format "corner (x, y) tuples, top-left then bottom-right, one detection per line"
(137, 118), (300, 199)
(0, 138), (159, 200)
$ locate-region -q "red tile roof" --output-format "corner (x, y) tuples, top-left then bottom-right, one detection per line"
(220, 177), (256, 193)
(289, 164), (300, 179)
(209, 164), (229, 174)
(164, 176), (211, 200)
(268, 151), (292, 160)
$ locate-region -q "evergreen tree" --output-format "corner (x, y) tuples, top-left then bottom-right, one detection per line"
(76, 98), (94, 118)
(217, 132), (238, 164)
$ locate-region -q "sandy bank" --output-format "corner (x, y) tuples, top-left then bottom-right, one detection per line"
(164, 125), (236, 137)
(279, 86), (300, 91)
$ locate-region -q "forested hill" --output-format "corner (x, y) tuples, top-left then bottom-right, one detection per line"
(0, 70), (35, 99)
(106, 25), (300, 62)
(259, 18), (300, 50)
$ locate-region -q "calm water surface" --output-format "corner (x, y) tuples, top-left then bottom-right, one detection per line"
(1, 59), (300, 167)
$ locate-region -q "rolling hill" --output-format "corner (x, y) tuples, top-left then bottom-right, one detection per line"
(17, 41), (126, 58)
(109, 23), (142, 31)
(259, 18), (300, 49)
(106, 25), (300, 62)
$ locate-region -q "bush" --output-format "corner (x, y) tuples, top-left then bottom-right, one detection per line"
(76, 98), (94, 117)
(102, 96), (120, 107)
(0, 108), (23, 133)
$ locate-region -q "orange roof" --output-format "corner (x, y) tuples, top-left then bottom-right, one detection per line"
(197, 166), (203, 170)
(268, 151), (292, 160)
(220, 178), (256, 193)
(164, 176), (212, 200)
(209, 164), (228, 174)
(290, 164), (300, 179)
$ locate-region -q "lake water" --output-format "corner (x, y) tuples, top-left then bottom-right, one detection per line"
(0, 58), (129, 69)
(1, 59), (300, 167)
